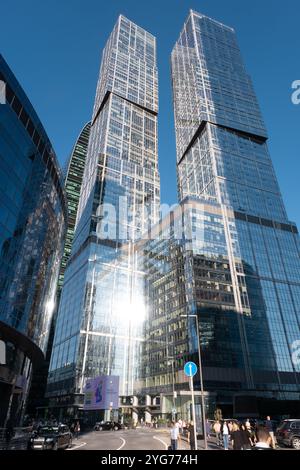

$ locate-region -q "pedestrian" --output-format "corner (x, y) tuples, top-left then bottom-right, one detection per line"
(205, 419), (211, 439)
(222, 421), (229, 450)
(74, 421), (80, 439)
(252, 426), (272, 450)
(240, 423), (252, 450)
(213, 420), (222, 446)
(231, 422), (247, 450)
(178, 418), (183, 435)
(170, 421), (179, 450)
(187, 420), (196, 450)
(245, 418), (251, 432)
(265, 416), (276, 449)
(182, 420), (187, 436)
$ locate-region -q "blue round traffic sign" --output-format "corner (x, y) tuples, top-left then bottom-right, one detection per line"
(184, 361), (197, 377)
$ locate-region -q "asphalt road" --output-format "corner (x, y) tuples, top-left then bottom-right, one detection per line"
(67, 428), (298, 451)
(67, 428), (190, 451)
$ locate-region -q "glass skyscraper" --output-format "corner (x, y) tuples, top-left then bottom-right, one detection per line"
(47, 15), (159, 419)
(171, 9), (300, 415)
(58, 122), (91, 292)
(0, 54), (67, 426)
(139, 9), (300, 421)
(26, 122), (91, 417)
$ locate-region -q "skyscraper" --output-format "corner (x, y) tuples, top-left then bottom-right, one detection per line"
(58, 122), (91, 292)
(170, 9), (300, 416)
(47, 15), (159, 420)
(0, 55), (67, 426)
(139, 9), (300, 421)
(26, 122), (91, 416)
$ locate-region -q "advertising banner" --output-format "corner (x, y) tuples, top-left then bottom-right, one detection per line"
(83, 375), (119, 410)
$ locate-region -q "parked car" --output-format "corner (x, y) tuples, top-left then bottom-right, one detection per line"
(28, 424), (72, 450)
(276, 419), (300, 449)
(94, 421), (123, 431)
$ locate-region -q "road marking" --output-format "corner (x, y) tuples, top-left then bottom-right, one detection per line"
(117, 437), (126, 450)
(67, 441), (87, 450)
(153, 435), (168, 450)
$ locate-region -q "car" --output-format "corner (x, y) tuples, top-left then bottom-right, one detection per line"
(276, 419), (300, 449)
(28, 424), (72, 450)
(94, 421), (123, 431)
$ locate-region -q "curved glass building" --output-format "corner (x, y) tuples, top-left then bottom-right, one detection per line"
(0, 55), (67, 426)
(58, 122), (91, 293)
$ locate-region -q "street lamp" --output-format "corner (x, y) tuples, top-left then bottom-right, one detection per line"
(167, 355), (176, 415)
(181, 314), (208, 450)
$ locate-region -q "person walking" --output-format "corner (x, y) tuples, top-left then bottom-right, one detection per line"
(74, 421), (80, 439)
(240, 422), (252, 450)
(170, 421), (179, 450)
(178, 418), (183, 435)
(187, 420), (196, 450)
(205, 419), (211, 439)
(222, 421), (229, 450)
(213, 420), (222, 447)
(265, 416), (276, 449)
(230, 422), (243, 450)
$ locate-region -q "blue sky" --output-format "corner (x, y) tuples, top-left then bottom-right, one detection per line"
(1, 0), (300, 227)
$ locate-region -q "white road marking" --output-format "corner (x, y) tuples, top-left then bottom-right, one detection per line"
(67, 441), (87, 450)
(117, 437), (126, 450)
(153, 435), (168, 450)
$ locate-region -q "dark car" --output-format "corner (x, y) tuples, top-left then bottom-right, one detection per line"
(276, 419), (300, 449)
(29, 425), (72, 450)
(94, 421), (123, 431)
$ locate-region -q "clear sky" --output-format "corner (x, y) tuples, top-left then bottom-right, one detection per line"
(1, 0), (299, 227)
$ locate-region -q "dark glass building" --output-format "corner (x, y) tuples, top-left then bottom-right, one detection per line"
(26, 123), (91, 418)
(0, 55), (67, 426)
(139, 9), (300, 422)
(58, 122), (91, 292)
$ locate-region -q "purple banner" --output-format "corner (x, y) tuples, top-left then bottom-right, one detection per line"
(83, 375), (119, 410)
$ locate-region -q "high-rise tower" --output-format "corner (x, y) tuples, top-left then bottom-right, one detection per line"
(138, 10), (300, 420)
(0, 55), (66, 426)
(168, 9), (300, 415)
(58, 122), (91, 292)
(47, 15), (159, 419)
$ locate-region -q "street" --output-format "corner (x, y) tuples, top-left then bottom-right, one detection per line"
(67, 428), (189, 451)
(66, 428), (298, 451)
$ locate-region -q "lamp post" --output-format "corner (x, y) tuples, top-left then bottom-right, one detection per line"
(181, 314), (207, 450)
(167, 355), (176, 417)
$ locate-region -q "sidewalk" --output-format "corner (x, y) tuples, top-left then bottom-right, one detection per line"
(159, 429), (221, 450)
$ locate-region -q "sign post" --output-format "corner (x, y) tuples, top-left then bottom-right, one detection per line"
(184, 362), (198, 450)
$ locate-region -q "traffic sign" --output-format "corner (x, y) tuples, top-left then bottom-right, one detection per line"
(172, 408), (177, 414)
(184, 361), (197, 377)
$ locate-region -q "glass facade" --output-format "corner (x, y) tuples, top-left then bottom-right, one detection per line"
(58, 122), (91, 292)
(140, 9), (300, 416)
(47, 16), (159, 413)
(0, 54), (67, 425)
